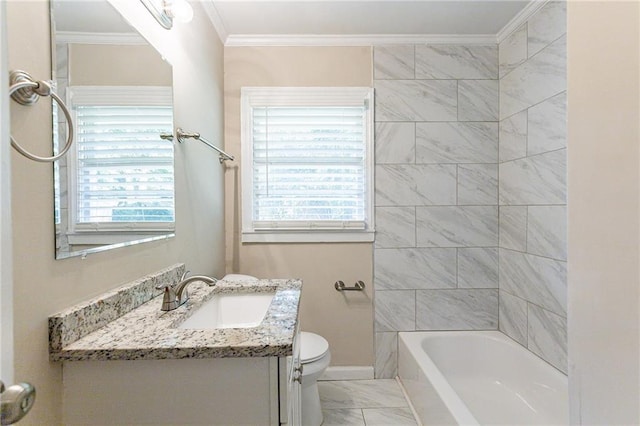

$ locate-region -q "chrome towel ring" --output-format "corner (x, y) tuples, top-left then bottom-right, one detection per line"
(8, 70), (74, 162)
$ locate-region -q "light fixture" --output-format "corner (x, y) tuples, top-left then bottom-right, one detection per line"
(140, 0), (194, 30)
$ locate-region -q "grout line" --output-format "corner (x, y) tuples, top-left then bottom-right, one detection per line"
(500, 245), (566, 263)
(525, 206), (529, 252)
(500, 286), (566, 318)
(412, 44), (416, 80)
(455, 247), (459, 288)
(456, 79), (460, 121)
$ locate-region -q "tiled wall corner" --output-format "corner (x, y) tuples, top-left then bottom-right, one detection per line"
(372, 42), (499, 378)
(498, 0), (567, 373)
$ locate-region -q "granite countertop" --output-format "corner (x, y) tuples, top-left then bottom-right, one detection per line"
(50, 273), (302, 362)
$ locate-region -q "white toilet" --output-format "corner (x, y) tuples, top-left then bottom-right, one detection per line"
(221, 274), (331, 425)
(299, 331), (331, 426)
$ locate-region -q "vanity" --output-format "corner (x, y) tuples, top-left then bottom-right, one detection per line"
(49, 264), (302, 425)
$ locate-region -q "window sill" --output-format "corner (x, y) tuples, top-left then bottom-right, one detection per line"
(242, 230), (375, 243)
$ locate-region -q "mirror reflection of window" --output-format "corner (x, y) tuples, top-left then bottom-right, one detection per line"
(70, 87), (174, 232)
(51, 0), (175, 259)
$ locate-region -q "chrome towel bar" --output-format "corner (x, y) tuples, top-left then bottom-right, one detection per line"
(334, 280), (365, 291)
(8, 70), (74, 162)
(176, 127), (234, 163)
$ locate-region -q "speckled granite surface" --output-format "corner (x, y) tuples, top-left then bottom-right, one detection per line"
(49, 273), (301, 362)
(49, 264), (185, 354)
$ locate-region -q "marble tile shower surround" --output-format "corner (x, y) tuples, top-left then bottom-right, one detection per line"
(372, 0), (567, 377)
(372, 43), (500, 379)
(497, 0), (568, 374)
(49, 263), (185, 353)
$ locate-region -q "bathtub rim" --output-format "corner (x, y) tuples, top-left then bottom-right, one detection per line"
(398, 330), (569, 426)
(399, 331), (479, 426)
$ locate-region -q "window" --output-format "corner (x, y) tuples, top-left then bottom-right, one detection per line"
(66, 86), (174, 241)
(241, 87), (374, 243)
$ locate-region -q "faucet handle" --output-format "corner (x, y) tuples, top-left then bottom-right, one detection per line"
(158, 285), (178, 311)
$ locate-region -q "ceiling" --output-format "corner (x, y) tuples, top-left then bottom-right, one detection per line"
(206, 0), (533, 45)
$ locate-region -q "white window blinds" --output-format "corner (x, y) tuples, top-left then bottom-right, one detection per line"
(252, 106), (366, 228)
(241, 87), (374, 242)
(74, 104), (174, 226)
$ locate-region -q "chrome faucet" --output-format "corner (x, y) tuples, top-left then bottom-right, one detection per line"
(156, 271), (218, 311)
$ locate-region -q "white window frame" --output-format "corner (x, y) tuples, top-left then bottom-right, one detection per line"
(66, 85), (174, 244)
(240, 86), (375, 243)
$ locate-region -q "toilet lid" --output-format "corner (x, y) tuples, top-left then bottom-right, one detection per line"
(300, 332), (329, 364)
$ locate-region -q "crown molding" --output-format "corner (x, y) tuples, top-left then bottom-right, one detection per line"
(55, 31), (146, 45)
(496, 0), (550, 44)
(201, 1), (228, 44)
(225, 33), (497, 47)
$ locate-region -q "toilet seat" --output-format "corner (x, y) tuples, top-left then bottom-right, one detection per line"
(300, 332), (329, 364)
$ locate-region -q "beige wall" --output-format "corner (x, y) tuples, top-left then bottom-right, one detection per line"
(224, 46), (374, 366)
(69, 43), (172, 86)
(567, 1), (640, 424)
(6, 1), (225, 424)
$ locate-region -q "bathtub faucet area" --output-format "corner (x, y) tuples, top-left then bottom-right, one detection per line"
(157, 274), (218, 311)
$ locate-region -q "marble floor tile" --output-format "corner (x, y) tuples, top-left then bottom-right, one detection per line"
(318, 379), (409, 409)
(321, 408), (366, 426)
(363, 407), (418, 425)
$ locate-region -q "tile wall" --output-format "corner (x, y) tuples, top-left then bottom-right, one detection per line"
(373, 44), (500, 378)
(498, 1), (567, 373)
(372, 1), (567, 377)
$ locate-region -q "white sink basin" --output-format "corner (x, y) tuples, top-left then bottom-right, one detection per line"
(178, 292), (275, 329)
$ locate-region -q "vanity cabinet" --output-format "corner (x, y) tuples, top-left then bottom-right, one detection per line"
(63, 330), (301, 425)
(50, 273), (303, 425)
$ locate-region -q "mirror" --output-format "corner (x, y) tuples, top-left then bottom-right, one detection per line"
(51, 0), (175, 259)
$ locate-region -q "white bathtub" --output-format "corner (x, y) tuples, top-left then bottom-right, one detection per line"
(398, 331), (568, 426)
